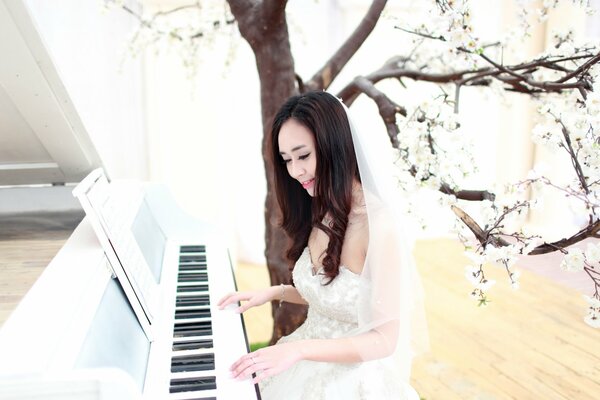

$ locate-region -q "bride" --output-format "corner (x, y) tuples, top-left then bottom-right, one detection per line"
(218, 91), (426, 399)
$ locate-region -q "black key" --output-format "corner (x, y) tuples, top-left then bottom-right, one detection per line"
(176, 295), (210, 307)
(175, 308), (211, 320)
(180, 254), (207, 263)
(179, 245), (206, 253)
(179, 263), (207, 272)
(172, 338), (213, 351)
(174, 320), (212, 337)
(178, 284), (209, 293)
(169, 375), (216, 393)
(171, 353), (215, 373)
(178, 272), (208, 282)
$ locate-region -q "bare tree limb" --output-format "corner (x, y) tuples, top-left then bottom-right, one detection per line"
(304, 0), (387, 91)
(440, 184), (496, 201)
(339, 76), (405, 147)
(453, 203), (600, 256)
(529, 220), (600, 255)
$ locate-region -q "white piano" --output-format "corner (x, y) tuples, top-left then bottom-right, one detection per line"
(0, 0), (260, 398)
(0, 171), (261, 400)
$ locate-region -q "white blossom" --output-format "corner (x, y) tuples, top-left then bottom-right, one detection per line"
(484, 245), (519, 267)
(560, 248), (586, 272)
(584, 311), (600, 328)
(477, 278), (496, 291)
(583, 294), (600, 308)
(584, 242), (600, 264)
(465, 265), (481, 285)
(521, 237), (543, 255)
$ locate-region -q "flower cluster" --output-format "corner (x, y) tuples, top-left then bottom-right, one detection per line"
(560, 242), (600, 272)
(583, 294), (600, 328)
(460, 200), (539, 305)
(103, 0), (238, 78)
(395, 96), (475, 192)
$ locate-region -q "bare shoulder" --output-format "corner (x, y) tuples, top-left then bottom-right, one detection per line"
(341, 208), (369, 274)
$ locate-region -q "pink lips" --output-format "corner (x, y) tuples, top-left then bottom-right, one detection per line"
(301, 178), (314, 189)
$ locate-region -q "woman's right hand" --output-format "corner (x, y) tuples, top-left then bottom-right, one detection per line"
(217, 286), (279, 313)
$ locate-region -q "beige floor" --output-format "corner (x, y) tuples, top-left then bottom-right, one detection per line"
(1, 213), (599, 399)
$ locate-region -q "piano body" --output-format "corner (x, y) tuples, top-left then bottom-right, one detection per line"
(0, 0), (260, 398)
(0, 174), (261, 399)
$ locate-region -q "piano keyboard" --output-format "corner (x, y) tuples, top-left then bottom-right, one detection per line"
(143, 242), (260, 400)
(170, 246), (216, 397)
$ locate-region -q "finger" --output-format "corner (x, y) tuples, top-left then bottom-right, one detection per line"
(236, 301), (256, 314)
(231, 356), (258, 379)
(252, 367), (275, 384)
(230, 353), (255, 373)
(230, 349), (263, 372)
(238, 361), (269, 380)
(218, 293), (248, 309)
(217, 292), (236, 307)
(229, 356), (246, 372)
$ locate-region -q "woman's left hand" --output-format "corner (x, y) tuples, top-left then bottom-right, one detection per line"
(230, 342), (304, 384)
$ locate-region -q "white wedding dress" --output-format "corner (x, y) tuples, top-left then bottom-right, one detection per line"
(258, 247), (420, 400)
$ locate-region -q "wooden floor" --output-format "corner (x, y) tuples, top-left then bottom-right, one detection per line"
(0, 211), (84, 324)
(1, 213), (599, 400)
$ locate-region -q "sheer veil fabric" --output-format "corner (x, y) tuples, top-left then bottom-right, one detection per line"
(260, 93), (428, 398)
(339, 96), (428, 382)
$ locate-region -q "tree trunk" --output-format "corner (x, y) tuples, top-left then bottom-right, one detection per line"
(229, 0), (307, 344)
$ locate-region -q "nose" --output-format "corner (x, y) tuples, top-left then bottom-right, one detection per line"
(288, 161), (305, 180)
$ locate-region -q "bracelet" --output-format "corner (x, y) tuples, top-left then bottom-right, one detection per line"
(279, 283), (286, 307)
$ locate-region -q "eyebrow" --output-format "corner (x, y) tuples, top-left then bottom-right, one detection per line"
(279, 145), (307, 155)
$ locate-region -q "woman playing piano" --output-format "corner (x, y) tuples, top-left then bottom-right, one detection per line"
(218, 91), (426, 399)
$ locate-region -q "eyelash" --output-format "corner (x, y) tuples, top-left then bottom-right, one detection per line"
(283, 153), (310, 164)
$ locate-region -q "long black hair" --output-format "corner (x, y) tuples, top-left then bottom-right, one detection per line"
(270, 91), (360, 282)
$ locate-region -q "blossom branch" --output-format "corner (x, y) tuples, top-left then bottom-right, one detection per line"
(549, 113), (591, 194)
(528, 220), (600, 255)
(477, 51), (595, 99)
(451, 205), (510, 247)
(440, 184), (496, 201)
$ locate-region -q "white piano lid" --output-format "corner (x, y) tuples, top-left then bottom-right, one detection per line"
(0, 0), (103, 186)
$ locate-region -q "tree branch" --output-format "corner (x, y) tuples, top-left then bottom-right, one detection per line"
(451, 205), (510, 247)
(453, 202), (600, 256)
(339, 76), (405, 147)
(440, 183), (496, 201)
(227, 0), (261, 42)
(555, 51), (600, 83)
(551, 114), (591, 195)
(478, 51), (594, 97)
(304, 0), (387, 91)
(529, 220), (600, 255)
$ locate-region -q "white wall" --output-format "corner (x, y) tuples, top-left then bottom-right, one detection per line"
(24, 0), (148, 181)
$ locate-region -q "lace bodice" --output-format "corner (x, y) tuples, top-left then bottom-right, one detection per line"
(259, 247), (420, 399)
(284, 247), (361, 340)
